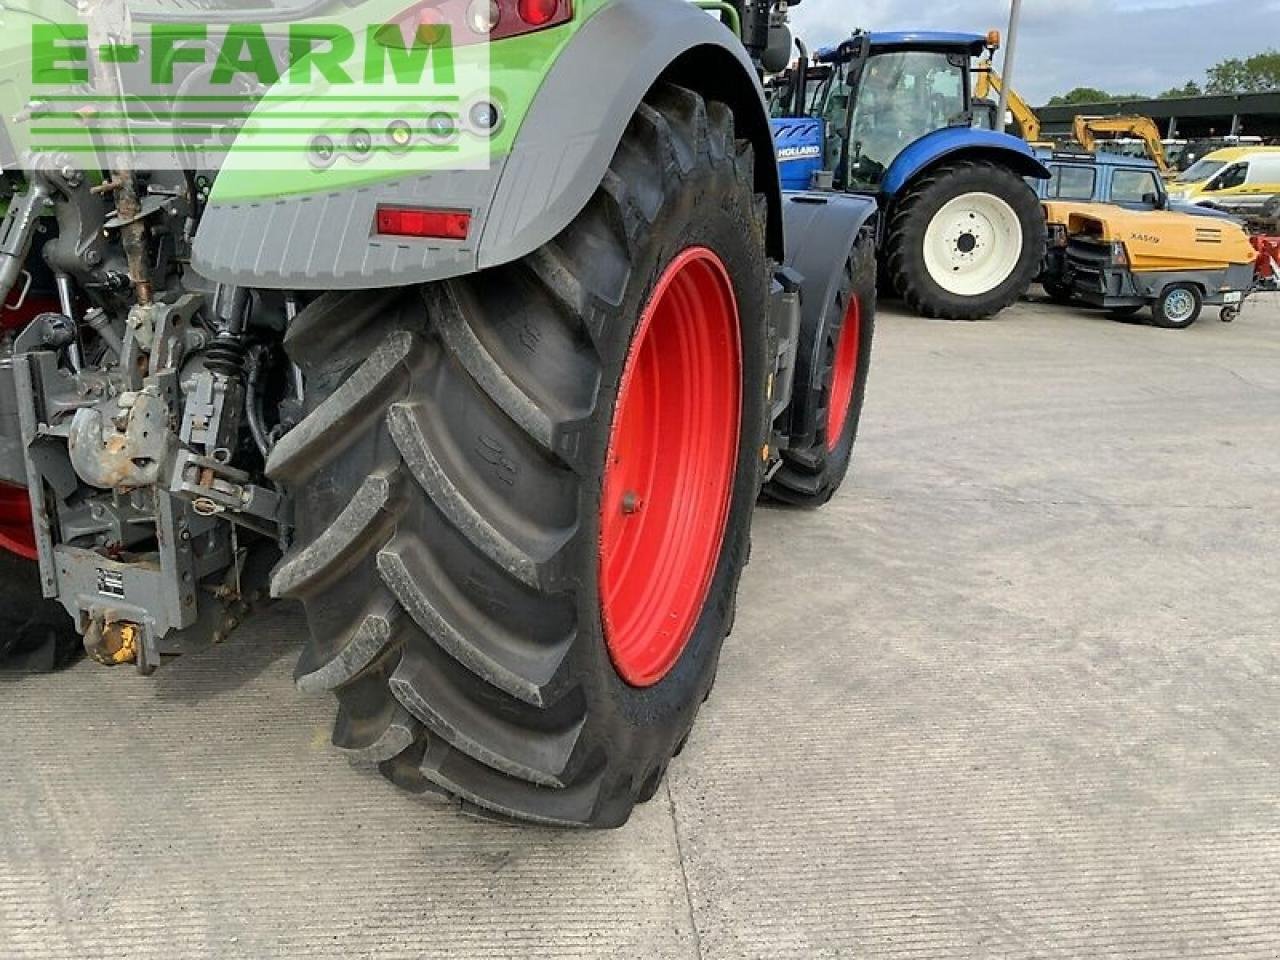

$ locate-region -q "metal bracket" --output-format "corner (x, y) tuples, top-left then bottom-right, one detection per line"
(169, 449), (282, 537)
(11, 352), (59, 597)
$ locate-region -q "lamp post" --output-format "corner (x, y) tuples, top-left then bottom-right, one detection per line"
(996, 0), (1023, 133)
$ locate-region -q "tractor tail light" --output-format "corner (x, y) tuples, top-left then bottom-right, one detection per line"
(376, 206), (472, 240)
(1109, 241), (1129, 266)
(496, 0), (572, 38)
(390, 0), (571, 46)
(516, 0), (563, 26)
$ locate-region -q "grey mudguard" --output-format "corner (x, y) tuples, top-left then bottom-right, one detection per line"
(193, 168), (501, 290)
(479, 0), (783, 267)
(193, 0), (782, 290)
(780, 190), (877, 445)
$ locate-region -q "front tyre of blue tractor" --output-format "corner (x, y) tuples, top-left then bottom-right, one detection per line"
(886, 160), (1046, 321)
(269, 84), (772, 828)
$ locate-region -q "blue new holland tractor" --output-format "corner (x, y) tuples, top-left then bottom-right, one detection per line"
(771, 30), (1050, 320)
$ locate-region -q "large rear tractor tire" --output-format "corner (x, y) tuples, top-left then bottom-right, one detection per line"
(268, 84), (771, 828)
(886, 160), (1046, 320)
(764, 234), (876, 507)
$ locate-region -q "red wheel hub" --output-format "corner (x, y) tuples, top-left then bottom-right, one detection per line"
(0, 482), (37, 561)
(825, 295), (862, 450)
(599, 247), (742, 688)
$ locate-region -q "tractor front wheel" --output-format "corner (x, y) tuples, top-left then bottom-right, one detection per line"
(269, 84), (770, 828)
(886, 160), (1046, 320)
(764, 234), (876, 506)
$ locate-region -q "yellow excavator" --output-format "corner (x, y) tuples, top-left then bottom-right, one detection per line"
(1073, 115), (1174, 179)
(973, 64), (1050, 146)
(972, 66), (1173, 182)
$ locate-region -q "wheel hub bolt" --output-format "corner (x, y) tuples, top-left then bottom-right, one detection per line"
(621, 491), (642, 515)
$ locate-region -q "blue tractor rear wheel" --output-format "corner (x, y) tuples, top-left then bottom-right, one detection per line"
(886, 160), (1046, 320)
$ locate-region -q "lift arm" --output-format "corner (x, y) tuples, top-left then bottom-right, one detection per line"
(1073, 115), (1173, 177)
(973, 65), (1044, 144)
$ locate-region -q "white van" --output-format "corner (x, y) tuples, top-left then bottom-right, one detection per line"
(1169, 147), (1280, 214)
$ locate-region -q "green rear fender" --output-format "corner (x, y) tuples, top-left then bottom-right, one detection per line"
(194, 0), (781, 290)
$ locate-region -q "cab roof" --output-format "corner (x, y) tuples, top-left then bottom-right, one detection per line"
(816, 31), (987, 63)
(868, 31), (987, 54)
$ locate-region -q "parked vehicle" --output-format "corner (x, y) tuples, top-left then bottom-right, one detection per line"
(770, 30), (1049, 320)
(1168, 147), (1280, 215)
(0, 0), (879, 828)
(1031, 151), (1235, 301)
(1063, 207), (1257, 328)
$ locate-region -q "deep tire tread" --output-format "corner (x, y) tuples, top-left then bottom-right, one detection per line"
(885, 159), (1045, 321)
(279, 83), (768, 828)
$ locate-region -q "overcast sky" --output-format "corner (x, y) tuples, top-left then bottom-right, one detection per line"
(789, 0), (1280, 106)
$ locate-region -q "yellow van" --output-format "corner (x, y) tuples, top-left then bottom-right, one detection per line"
(1168, 146), (1280, 214)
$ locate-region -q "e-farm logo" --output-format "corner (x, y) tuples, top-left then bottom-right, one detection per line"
(21, 15), (495, 172)
(31, 23), (457, 87)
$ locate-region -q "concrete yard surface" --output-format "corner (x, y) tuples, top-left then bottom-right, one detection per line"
(4, 290), (1279, 959)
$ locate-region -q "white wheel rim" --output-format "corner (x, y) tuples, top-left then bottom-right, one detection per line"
(1164, 289), (1195, 321)
(921, 192), (1024, 297)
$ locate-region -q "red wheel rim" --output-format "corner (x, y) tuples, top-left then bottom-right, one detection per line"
(825, 295), (862, 450)
(599, 247), (742, 688)
(0, 482), (37, 561)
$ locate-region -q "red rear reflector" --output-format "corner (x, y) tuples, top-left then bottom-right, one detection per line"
(375, 206), (471, 240)
(517, 0), (561, 26)
(388, 0), (571, 45)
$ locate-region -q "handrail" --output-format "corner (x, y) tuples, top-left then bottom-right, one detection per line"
(691, 0), (742, 37)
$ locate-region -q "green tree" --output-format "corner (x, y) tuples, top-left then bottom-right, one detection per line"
(1205, 49), (1280, 94)
(1047, 86), (1114, 106)
(1158, 80), (1202, 98)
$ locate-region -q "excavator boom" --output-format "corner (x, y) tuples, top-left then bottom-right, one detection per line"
(974, 64), (1045, 145)
(1073, 115), (1173, 178)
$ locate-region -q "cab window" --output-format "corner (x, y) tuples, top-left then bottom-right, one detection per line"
(1049, 165), (1096, 200)
(1111, 169), (1161, 206)
(814, 59), (856, 176)
(844, 51), (967, 189)
(1207, 163), (1248, 191)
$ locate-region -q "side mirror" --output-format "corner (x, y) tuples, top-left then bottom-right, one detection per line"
(1142, 192), (1160, 207)
(762, 24), (793, 75)
(839, 34), (869, 67)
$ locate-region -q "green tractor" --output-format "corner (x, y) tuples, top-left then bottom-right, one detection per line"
(0, 0), (877, 827)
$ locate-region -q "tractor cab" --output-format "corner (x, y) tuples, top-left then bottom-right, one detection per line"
(767, 63), (832, 119)
(769, 26), (1048, 320)
(803, 32), (992, 192)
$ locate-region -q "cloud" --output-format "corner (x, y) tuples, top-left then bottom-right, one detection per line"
(788, 0), (1280, 105)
